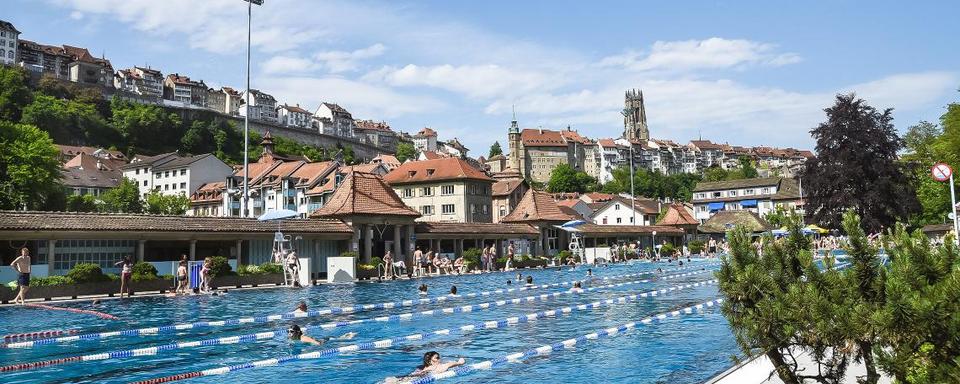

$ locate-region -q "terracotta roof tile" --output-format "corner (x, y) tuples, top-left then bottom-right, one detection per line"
(416, 127), (437, 137)
(415, 222), (538, 236)
(699, 210), (772, 233)
(0, 211), (353, 235)
(657, 203), (699, 226)
(384, 157), (494, 185)
(501, 189), (576, 223)
(190, 182), (225, 204)
(311, 171), (420, 218)
(520, 128), (568, 147)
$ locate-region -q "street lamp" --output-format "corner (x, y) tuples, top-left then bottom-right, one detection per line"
(240, 0), (263, 218)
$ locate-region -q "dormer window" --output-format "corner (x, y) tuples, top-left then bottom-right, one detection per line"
(426, 169), (435, 176)
(408, 171), (416, 178)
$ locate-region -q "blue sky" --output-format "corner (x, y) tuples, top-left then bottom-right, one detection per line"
(8, 0), (959, 154)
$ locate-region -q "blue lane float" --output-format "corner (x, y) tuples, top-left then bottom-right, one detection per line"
(0, 270), (718, 372)
(5, 262), (718, 349)
(409, 298), (725, 384)
(130, 280), (720, 383)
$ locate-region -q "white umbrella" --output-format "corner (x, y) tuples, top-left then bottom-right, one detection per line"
(257, 209), (299, 221)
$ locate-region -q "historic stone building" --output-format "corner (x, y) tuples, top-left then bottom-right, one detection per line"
(623, 89), (649, 142)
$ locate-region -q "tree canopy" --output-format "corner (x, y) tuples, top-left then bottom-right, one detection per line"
(601, 166), (700, 201)
(0, 121), (62, 210)
(802, 93), (919, 232)
(395, 141), (416, 163)
(546, 163), (596, 193)
(488, 141), (503, 158)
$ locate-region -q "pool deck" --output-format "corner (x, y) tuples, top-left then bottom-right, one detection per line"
(705, 347), (893, 384)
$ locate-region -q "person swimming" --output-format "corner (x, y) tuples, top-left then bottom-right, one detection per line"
(679, 260), (684, 266)
(418, 283), (428, 295)
(412, 351), (466, 376)
(294, 301), (308, 313)
(525, 276), (533, 286)
(449, 285), (458, 296)
(506, 279), (512, 285)
(569, 281), (584, 293)
(288, 324), (356, 345)
(587, 268), (593, 277)
(516, 272), (522, 281)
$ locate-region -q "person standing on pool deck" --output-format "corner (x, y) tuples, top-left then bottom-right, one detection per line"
(383, 250), (394, 279)
(505, 241), (515, 271)
(114, 255), (134, 298)
(176, 259), (189, 295)
(488, 243), (497, 272)
(480, 245), (490, 272)
(413, 247), (424, 277)
(200, 257), (212, 292)
(11, 247), (31, 305)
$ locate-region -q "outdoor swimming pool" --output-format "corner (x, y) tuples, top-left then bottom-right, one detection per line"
(0, 260), (738, 383)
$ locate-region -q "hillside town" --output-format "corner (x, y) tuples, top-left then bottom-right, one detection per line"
(2, 4), (959, 383)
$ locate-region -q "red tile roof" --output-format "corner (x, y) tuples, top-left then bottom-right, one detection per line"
(191, 182), (225, 204)
(520, 128), (568, 147)
(421, 151), (443, 160)
(0, 211), (353, 235)
(356, 120), (393, 131)
(384, 157), (494, 185)
(416, 127), (437, 137)
(279, 104), (311, 114)
(598, 138), (618, 147)
(415, 222), (539, 236)
(657, 203), (699, 226)
(501, 189), (576, 223)
(492, 177), (526, 197)
(311, 171), (421, 218)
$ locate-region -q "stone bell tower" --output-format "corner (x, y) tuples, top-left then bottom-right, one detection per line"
(623, 89), (649, 142)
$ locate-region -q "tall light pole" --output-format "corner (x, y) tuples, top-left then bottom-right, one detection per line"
(241, 0), (263, 217)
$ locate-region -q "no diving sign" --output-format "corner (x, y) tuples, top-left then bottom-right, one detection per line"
(932, 163), (952, 182)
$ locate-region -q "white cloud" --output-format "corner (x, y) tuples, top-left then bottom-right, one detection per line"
(261, 56), (319, 74)
(263, 76), (446, 119)
(314, 43), (386, 73)
(366, 64), (559, 99)
(842, 71), (958, 111)
(68, 10), (84, 20)
(599, 37), (801, 72)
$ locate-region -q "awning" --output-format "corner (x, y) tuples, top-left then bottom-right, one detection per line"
(740, 199), (758, 208)
(708, 202), (725, 211)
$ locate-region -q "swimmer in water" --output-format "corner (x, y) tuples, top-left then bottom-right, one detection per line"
(287, 324), (356, 345)
(418, 283), (428, 295)
(294, 301), (308, 313)
(449, 285), (458, 296)
(570, 281), (584, 293)
(525, 276), (533, 286)
(587, 268), (593, 277)
(516, 272), (522, 281)
(506, 279), (512, 285)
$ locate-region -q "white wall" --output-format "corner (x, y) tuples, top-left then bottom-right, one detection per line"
(592, 202), (651, 225)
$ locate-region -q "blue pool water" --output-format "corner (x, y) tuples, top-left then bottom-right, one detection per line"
(0, 260), (738, 383)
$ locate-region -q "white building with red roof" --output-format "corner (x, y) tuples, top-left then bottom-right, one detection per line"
(384, 157), (495, 223)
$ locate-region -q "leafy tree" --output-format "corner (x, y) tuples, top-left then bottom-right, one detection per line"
(0, 121), (63, 210)
(547, 163), (596, 193)
(764, 205), (791, 228)
(703, 166), (729, 182)
(396, 141), (416, 163)
(877, 225), (960, 383)
(144, 190), (190, 215)
(66, 194), (99, 212)
(601, 166), (700, 201)
(101, 178), (143, 213)
(739, 156), (759, 178)
(488, 141), (503, 158)
(111, 98), (182, 153)
(0, 65), (33, 122)
(902, 121), (952, 226)
(802, 93), (919, 232)
(718, 215), (852, 384)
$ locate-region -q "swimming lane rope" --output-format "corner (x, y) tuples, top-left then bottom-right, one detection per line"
(129, 279), (718, 383)
(408, 298), (725, 384)
(5, 263), (718, 349)
(0, 271), (716, 372)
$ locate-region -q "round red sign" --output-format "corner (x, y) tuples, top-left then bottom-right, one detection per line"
(932, 163), (952, 182)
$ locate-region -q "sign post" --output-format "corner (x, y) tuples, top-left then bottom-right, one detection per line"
(931, 163), (959, 245)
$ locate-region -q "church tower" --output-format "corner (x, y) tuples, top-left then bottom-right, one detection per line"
(507, 106), (522, 172)
(623, 89), (649, 141)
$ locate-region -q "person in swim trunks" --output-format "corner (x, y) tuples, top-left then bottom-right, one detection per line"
(11, 247), (31, 305)
(114, 255), (134, 298)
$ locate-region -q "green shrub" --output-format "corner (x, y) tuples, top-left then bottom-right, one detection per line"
(30, 275), (75, 286)
(257, 263), (283, 274)
(207, 256), (235, 277)
(369, 256), (383, 266)
(462, 248), (482, 268)
(557, 250), (572, 260)
(687, 240), (705, 254)
(660, 243), (677, 257)
(66, 263), (111, 283)
(131, 262), (158, 281)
